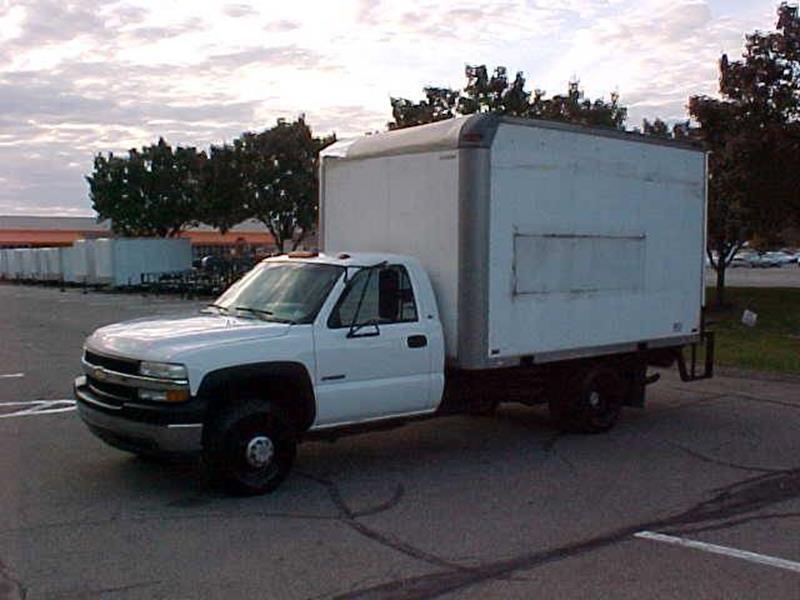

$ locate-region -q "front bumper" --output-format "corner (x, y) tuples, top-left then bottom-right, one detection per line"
(74, 376), (203, 455)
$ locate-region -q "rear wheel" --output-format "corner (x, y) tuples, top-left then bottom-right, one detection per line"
(204, 399), (297, 495)
(549, 365), (624, 433)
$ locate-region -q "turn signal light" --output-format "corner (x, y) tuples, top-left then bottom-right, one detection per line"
(166, 389), (190, 403)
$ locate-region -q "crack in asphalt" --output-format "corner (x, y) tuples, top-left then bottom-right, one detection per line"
(0, 558), (26, 600)
(329, 466), (800, 599)
(662, 440), (782, 474)
(48, 580), (162, 599)
(728, 393), (800, 411)
(666, 511), (800, 537)
(297, 473), (468, 574)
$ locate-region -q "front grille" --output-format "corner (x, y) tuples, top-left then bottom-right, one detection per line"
(87, 376), (137, 405)
(84, 350), (140, 375)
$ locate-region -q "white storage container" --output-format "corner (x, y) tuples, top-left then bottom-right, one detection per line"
(321, 115), (707, 369)
(94, 238), (115, 285)
(44, 248), (61, 281)
(73, 239), (97, 284)
(33, 248), (44, 280)
(11, 249), (25, 279)
(96, 238), (192, 287)
(20, 249), (35, 280)
(59, 247), (78, 283)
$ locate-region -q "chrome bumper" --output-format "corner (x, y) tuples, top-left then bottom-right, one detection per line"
(75, 377), (203, 455)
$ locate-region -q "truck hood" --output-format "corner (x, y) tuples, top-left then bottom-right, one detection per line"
(86, 313), (291, 361)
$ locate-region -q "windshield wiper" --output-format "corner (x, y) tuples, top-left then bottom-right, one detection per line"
(203, 303), (230, 314)
(234, 306), (298, 325)
(234, 306), (274, 318)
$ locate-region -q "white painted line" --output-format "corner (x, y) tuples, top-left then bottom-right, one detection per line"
(635, 531), (800, 574)
(0, 400), (77, 419)
(0, 373), (24, 379)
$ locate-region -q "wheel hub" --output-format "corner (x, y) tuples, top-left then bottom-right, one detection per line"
(588, 390), (602, 408)
(245, 436), (274, 468)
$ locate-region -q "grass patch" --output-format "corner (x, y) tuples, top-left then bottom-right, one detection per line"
(706, 287), (800, 374)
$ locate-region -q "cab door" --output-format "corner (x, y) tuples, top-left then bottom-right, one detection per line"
(313, 264), (434, 426)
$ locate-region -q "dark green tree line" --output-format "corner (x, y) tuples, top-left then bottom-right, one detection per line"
(689, 2), (800, 306)
(389, 65), (627, 130)
(87, 118), (333, 251)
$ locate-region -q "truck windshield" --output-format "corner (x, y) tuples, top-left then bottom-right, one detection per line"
(210, 262), (343, 324)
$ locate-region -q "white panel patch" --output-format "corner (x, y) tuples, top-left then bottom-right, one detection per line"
(513, 233), (645, 295)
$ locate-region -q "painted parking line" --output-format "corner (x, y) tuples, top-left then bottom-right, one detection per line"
(0, 373), (24, 379)
(0, 400), (76, 419)
(635, 531), (800, 574)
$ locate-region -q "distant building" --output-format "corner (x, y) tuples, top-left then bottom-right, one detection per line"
(0, 215), (317, 257)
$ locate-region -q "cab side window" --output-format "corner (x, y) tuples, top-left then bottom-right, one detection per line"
(329, 265), (418, 328)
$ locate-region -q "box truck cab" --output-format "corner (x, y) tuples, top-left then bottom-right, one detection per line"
(74, 115), (714, 495)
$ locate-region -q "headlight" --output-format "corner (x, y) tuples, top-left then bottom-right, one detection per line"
(139, 361), (188, 380)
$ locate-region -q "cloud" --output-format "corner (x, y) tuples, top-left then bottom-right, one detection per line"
(205, 45), (332, 71)
(223, 4), (258, 18)
(264, 20), (301, 33)
(0, 0), (781, 215)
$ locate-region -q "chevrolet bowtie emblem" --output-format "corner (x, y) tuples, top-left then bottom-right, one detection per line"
(94, 367), (107, 381)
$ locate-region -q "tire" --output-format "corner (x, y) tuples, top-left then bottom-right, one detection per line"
(549, 365), (624, 434)
(204, 398), (297, 495)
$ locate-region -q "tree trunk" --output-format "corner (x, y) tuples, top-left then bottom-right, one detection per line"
(713, 238), (728, 309)
(291, 229), (307, 251)
(715, 261), (726, 308)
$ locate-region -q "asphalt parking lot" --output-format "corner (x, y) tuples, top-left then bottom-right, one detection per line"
(1, 284), (798, 599)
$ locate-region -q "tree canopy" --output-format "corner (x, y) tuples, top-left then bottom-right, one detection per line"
(87, 118), (334, 250)
(389, 65), (627, 130)
(87, 138), (202, 237)
(689, 2), (800, 305)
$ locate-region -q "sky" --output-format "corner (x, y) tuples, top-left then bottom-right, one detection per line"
(0, 0), (782, 216)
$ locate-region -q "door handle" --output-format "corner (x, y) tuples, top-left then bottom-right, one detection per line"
(407, 334), (427, 348)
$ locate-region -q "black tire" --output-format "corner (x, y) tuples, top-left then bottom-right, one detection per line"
(204, 399), (297, 495)
(549, 365), (624, 433)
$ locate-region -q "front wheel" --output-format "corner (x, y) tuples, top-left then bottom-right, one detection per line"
(204, 399), (297, 495)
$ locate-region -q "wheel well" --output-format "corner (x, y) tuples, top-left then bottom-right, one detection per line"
(196, 362), (316, 438)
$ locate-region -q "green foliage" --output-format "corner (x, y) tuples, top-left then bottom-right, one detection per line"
(87, 118), (334, 247)
(707, 286), (800, 374)
(87, 138), (202, 237)
(198, 142), (249, 235)
(389, 65), (626, 130)
(689, 2), (800, 305)
(237, 117), (334, 251)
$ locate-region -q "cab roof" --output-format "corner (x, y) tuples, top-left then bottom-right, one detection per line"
(262, 251), (413, 269)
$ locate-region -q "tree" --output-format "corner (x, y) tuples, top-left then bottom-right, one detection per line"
(389, 87), (459, 130)
(87, 138), (203, 237)
(237, 117), (334, 252)
(389, 65), (626, 130)
(689, 2), (800, 307)
(198, 142), (249, 235)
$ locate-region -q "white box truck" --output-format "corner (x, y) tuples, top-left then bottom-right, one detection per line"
(74, 115), (713, 495)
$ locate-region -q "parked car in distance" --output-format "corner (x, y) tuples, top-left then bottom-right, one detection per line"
(759, 252), (789, 268)
(730, 251), (761, 268)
